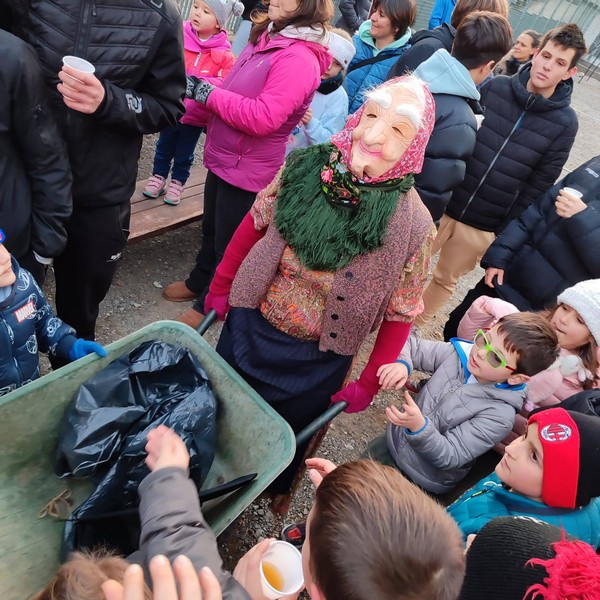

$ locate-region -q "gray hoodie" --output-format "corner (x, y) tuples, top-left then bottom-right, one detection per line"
(387, 335), (525, 494)
(134, 467), (251, 600)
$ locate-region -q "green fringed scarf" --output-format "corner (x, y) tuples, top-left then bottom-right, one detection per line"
(275, 144), (415, 271)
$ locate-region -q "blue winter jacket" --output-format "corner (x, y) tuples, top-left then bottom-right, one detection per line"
(0, 258), (76, 396)
(344, 21), (411, 114)
(447, 472), (600, 549)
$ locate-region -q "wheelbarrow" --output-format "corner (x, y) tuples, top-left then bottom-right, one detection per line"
(0, 315), (346, 599)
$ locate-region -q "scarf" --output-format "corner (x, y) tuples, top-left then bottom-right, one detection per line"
(317, 72), (344, 95)
(275, 144), (411, 271)
(267, 22), (330, 45)
(274, 77), (435, 271)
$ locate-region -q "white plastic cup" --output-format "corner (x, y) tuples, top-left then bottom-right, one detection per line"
(562, 187), (583, 199)
(259, 541), (304, 599)
(62, 55), (96, 76)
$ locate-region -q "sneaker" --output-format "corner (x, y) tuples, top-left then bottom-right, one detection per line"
(281, 522), (306, 549)
(143, 174), (166, 199)
(164, 179), (184, 206)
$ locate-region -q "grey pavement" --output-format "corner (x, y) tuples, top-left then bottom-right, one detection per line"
(563, 74), (600, 172)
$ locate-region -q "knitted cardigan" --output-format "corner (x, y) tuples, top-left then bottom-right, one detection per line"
(229, 186), (433, 355)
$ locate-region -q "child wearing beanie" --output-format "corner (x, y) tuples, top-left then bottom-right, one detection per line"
(456, 279), (600, 452)
(144, 0), (243, 205)
(0, 229), (106, 396)
(447, 406), (600, 548)
(285, 28), (356, 154)
(460, 516), (600, 600)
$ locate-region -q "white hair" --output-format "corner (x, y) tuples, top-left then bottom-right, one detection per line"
(364, 75), (428, 129)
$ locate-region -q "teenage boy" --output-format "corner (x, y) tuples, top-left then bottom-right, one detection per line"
(447, 407), (600, 548)
(413, 11), (512, 221)
(416, 24), (587, 327)
(367, 312), (559, 495)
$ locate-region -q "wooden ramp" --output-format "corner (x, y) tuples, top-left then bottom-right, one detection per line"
(129, 164), (207, 242)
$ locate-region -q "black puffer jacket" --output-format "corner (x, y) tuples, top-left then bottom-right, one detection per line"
(413, 50), (480, 221)
(12, 0), (186, 208)
(0, 29), (72, 260)
(386, 23), (455, 80)
(482, 155), (600, 310)
(445, 65), (578, 233)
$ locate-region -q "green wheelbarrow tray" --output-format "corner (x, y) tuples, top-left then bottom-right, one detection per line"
(0, 320), (296, 599)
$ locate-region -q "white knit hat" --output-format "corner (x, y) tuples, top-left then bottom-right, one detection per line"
(328, 32), (356, 69)
(557, 279), (600, 345)
(204, 0), (244, 29)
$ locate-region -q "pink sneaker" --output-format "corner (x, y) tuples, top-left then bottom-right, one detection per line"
(164, 179), (184, 206)
(143, 174), (166, 199)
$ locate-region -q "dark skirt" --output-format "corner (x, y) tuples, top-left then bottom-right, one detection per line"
(216, 307), (353, 491)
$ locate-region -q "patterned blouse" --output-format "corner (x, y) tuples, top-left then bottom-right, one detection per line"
(251, 179), (436, 341)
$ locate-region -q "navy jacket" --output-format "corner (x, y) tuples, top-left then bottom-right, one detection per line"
(481, 155), (600, 310)
(445, 65), (578, 233)
(0, 259), (76, 396)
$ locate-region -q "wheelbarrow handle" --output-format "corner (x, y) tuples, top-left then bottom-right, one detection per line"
(197, 309), (218, 336)
(295, 401), (348, 446)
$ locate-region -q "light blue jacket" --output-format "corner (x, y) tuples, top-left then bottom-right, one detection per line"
(447, 472), (600, 549)
(285, 85), (349, 154)
(344, 22), (411, 114)
(428, 0), (457, 29)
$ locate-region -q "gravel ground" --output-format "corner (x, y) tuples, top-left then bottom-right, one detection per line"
(40, 75), (600, 570)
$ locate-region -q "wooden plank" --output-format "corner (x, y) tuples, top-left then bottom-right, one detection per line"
(129, 164), (207, 242)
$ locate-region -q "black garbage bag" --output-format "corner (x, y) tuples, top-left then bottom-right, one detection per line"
(55, 340), (218, 557)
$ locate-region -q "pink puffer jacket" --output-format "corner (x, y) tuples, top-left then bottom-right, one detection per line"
(203, 28), (331, 192)
(180, 24), (235, 128)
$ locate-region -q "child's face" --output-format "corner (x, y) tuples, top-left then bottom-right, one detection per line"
(468, 326), (519, 384)
(495, 422), (544, 501)
(322, 59), (344, 80)
(190, 0), (220, 36)
(0, 245), (16, 287)
(551, 304), (593, 350)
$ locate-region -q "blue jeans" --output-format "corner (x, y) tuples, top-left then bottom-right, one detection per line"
(153, 122), (203, 184)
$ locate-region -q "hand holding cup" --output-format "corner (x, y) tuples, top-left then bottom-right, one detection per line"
(555, 187), (586, 219)
(59, 56), (105, 114)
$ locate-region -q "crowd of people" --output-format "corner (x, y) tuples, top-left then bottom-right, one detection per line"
(2, 0), (600, 597)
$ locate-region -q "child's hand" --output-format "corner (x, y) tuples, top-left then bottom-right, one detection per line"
(69, 338), (107, 360)
(145, 425), (190, 472)
(301, 108), (312, 125)
(386, 391), (426, 433)
(102, 556), (222, 600)
(377, 362), (408, 390)
(306, 457), (337, 488)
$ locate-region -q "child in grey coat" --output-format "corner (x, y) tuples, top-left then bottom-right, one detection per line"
(367, 312), (559, 495)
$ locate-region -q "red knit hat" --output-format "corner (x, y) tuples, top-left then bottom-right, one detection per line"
(528, 407), (600, 508)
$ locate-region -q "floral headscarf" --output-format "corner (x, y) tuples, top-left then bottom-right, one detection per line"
(330, 77), (436, 184)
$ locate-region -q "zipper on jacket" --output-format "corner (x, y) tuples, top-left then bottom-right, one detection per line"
(68, 0), (95, 129)
(458, 110), (526, 222)
(194, 52), (202, 67)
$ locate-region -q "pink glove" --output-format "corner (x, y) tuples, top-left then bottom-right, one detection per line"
(332, 380), (374, 413)
(204, 291), (230, 321)
(456, 296), (518, 340)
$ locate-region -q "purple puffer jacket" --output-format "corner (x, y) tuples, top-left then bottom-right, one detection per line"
(203, 29), (331, 192)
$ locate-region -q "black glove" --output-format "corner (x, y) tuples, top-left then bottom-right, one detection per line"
(185, 75), (200, 99)
(186, 75), (215, 104)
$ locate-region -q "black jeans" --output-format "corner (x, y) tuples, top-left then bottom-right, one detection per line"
(186, 170), (256, 311)
(54, 203), (130, 340)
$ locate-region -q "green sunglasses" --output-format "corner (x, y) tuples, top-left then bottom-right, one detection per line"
(473, 329), (516, 372)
